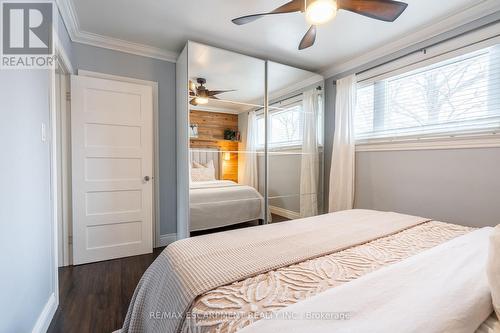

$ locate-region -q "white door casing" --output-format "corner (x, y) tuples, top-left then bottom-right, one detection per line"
(71, 75), (153, 265)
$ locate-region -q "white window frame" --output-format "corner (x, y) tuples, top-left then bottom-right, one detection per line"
(354, 24), (500, 152)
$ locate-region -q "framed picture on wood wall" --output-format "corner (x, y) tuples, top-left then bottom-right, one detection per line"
(189, 124), (199, 138)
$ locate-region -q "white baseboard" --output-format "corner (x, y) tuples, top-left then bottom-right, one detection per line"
(32, 293), (57, 333)
(270, 206), (301, 220)
(157, 233), (177, 247)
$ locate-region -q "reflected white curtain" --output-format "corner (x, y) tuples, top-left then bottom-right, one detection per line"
(329, 74), (357, 212)
(300, 89), (320, 218)
(241, 111), (259, 189)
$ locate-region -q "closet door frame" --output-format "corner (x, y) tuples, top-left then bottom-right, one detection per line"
(176, 44), (190, 240)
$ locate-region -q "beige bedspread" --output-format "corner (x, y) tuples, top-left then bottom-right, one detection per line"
(186, 221), (473, 333)
(122, 210), (430, 333)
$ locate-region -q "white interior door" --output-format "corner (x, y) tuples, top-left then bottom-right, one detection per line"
(71, 75), (153, 265)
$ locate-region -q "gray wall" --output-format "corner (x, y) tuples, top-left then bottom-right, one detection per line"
(0, 70), (54, 332)
(72, 43), (177, 235)
(56, 8), (75, 66)
(0, 8), (75, 331)
(258, 153), (302, 213)
(355, 149), (500, 227)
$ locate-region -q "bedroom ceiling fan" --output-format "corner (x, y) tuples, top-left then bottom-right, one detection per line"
(231, 0), (408, 50)
(189, 78), (235, 106)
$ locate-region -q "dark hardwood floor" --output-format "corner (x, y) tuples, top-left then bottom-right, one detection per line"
(190, 214), (289, 236)
(270, 213), (291, 223)
(48, 214), (290, 333)
(47, 247), (164, 333)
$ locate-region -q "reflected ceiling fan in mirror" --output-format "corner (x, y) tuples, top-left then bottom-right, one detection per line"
(231, 0), (408, 50)
(189, 78), (235, 106)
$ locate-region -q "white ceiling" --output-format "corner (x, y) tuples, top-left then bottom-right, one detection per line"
(70, 0), (495, 72)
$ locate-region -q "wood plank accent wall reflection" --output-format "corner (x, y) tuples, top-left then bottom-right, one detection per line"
(190, 110), (239, 182)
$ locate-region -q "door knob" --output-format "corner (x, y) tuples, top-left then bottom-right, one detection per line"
(144, 176), (151, 182)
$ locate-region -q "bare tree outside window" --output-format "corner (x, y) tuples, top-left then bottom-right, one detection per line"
(272, 106), (302, 143)
(355, 44), (500, 140)
(387, 52), (489, 128)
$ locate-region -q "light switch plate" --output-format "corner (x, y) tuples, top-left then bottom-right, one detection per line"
(41, 123), (47, 142)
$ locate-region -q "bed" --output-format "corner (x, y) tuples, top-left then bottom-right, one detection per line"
(189, 149), (265, 232)
(190, 180), (265, 231)
(121, 210), (499, 333)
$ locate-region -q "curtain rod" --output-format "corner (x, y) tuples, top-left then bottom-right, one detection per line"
(274, 85), (321, 104)
(336, 20), (500, 85)
(249, 85), (322, 114)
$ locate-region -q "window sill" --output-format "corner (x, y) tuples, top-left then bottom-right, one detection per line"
(355, 133), (500, 152)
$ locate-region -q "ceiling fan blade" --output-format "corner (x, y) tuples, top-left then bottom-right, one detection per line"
(337, 0), (408, 22)
(189, 98), (198, 106)
(299, 25), (317, 50)
(210, 96), (220, 100)
(208, 90), (236, 96)
(232, 0), (304, 25)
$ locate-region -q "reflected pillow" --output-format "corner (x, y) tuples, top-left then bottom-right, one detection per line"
(191, 166), (215, 181)
(192, 160), (214, 169)
(488, 224), (500, 318)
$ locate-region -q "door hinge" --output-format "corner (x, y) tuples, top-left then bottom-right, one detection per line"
(68, 235), (73, 245)
(66, 92), (71, 102)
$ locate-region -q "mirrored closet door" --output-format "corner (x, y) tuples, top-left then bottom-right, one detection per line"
(176, 41), (324, 238)
(267, 62), (324, 223)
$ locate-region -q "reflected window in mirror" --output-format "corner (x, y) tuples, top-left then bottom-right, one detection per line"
(255, 92), (324, 150)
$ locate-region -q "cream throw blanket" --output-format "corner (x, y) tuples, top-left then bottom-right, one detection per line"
(122, 210), (429, 333)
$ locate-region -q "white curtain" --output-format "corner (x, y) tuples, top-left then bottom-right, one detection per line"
(241, 111), (259, 189)
(329, 74), (357, 212)
(300, 89), (320, 218)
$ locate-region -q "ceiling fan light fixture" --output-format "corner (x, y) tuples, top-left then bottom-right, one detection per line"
(189, 81), (197, 92)
(194, 96), (209, 105)
(305, 0), (337, 25)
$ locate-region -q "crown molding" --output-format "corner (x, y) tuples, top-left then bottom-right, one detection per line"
(320, 0), (500, 78)
(55, 0), (178, 63)
(72, 30), (179, 63)
(55, 0), (79, 37)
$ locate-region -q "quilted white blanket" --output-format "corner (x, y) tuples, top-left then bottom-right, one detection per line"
(241, 227), (494, 333)
(189, 180), (264, 231)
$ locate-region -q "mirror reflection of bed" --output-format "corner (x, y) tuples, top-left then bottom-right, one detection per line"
(188, 108), (283, 237)
(189, 146), (268, 236)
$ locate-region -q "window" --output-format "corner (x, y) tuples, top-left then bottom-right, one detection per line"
(255, 95), (324, 149)
(257, 103), (303, 147)
(355, 44), (500, 141)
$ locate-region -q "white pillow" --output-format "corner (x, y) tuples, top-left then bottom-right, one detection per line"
(191, 166), (216, 181)
(192, 160), (214, 169)
(488, 224), (500, 318)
